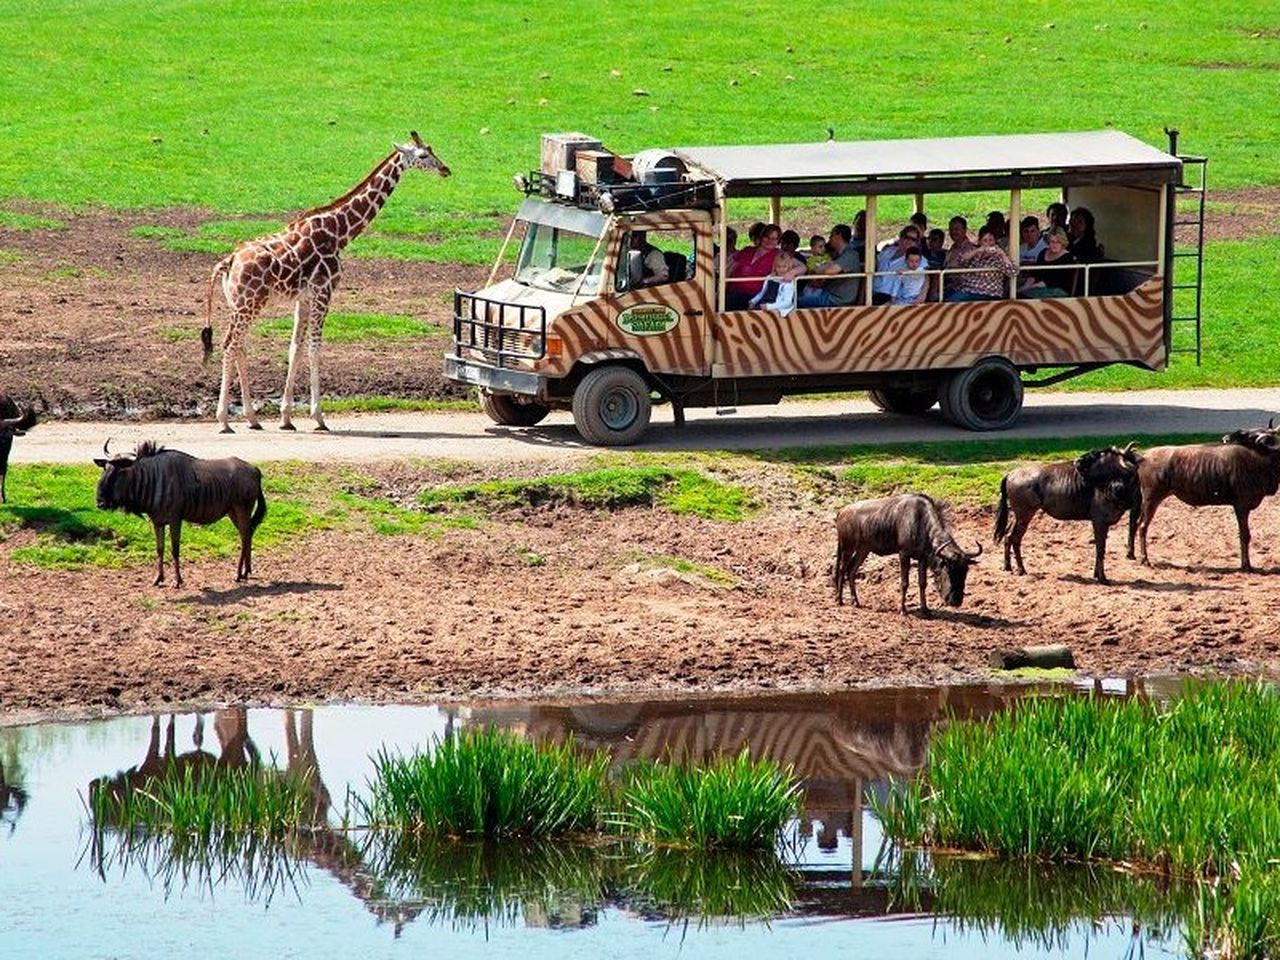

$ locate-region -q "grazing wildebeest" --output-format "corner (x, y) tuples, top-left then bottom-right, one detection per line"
(993, 444), (1143, 584)
(834, 493), (982, 615)
(1129, 424), (1280, 572)
(0, 395), (37, 504)
(93, 440), (267, 587)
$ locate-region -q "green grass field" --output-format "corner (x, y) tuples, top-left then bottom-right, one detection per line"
(1, 1), (1277, 390)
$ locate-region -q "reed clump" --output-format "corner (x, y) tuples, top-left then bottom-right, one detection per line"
(618, 748), (801, 850)
(876, 681), (1280, 958)
(89, 760), (315, 842)
(359, 726), (610, 838)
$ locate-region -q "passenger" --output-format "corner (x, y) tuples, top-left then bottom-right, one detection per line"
(807, 234), (829, 270)
(984, 210), (1009, 247)
(873, 226), (922, 304)
(888, 247), (928, 306)
(780, 229), (806, 264)
(910, 211), (929, 239)
(924, 229), (947, 301)
(1018, 215), (1047, 263)
(945, 226), (1017, 302)
(628, 231), (669, 288)
(1068, 206), (1102, 263)
(729, 221), (766, 272)
(715, 225), (738, 281)
(749, 242), (806, 315)
(850, 210), (867, 258)
(924, 229), (947, 270)
(725, 222), (780, 309)
(797, 224), (863, 309)
(1019, 227), (1076, 298)
(1046, 202), (1070, 234)
(942, 216), (975, 295)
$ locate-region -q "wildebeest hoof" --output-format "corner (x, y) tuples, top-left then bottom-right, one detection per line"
(279, 422), (296, 432)
(153, 577), (164, 586)
(218, 426), (234, 434)
(248, 422), (264, 431)
(313, 423), (330, 432)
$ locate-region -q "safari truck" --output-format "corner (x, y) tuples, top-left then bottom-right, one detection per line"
(445, 130), (1206, 445)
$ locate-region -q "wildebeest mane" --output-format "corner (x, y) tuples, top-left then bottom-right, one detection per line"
(134, 440), (166, 459)
(1222, 430), (1276, 456)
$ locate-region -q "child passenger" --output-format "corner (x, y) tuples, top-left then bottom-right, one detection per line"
(749, 241), (807, 316)
(807, 235), (829, 270)
(889, 248), (928, 305)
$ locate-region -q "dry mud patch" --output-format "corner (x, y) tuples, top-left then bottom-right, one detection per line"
(4, 494), (1280, 718)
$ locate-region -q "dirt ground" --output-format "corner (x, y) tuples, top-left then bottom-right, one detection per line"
(3, 198), (1280, 722)
(2, 486), (1279, 722)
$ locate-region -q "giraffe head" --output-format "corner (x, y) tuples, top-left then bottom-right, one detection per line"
(396, 131), (451, 177)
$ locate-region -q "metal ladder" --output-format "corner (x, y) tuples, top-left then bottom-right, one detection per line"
(1168, 138), (1208, 365)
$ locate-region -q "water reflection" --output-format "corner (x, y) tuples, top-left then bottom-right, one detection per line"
(887, 853), (1190, 953)
(0, 741), (28, 835)
(25, 677), (1193, 955)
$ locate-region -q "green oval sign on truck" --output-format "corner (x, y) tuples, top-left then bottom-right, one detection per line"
(617, 304), (680, 337)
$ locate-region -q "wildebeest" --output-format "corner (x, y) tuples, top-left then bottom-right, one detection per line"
(1129, 423), (1280, 572)
(0, 395), (37, 504)
(94, 440), (267, 587)
(834, 493), (982, 615)
(993, 444), (1142, 584)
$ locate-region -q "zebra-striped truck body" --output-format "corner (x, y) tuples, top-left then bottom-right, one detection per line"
(94, 441), (266, 588)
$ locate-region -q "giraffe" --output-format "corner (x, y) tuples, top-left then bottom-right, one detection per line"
(201, 132), (450, 432)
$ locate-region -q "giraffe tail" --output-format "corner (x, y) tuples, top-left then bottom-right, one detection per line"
(202, 256), (232, 366)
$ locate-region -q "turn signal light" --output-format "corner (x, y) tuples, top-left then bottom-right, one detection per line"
(545, 336), (563, 357)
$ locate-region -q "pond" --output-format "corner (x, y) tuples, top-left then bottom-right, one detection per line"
(0, 679), (1191, 959)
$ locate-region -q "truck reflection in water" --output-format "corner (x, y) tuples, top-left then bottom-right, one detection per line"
(83, 678), (1181, 941)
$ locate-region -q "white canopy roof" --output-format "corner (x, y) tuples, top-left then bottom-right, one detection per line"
(672, 130), (1181, 194)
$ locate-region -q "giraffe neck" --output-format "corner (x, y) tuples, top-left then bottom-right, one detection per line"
(299, 151), (408, 250)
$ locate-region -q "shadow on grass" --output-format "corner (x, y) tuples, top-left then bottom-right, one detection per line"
(2, 504), (119, 543)
(191, 580), (343, 605)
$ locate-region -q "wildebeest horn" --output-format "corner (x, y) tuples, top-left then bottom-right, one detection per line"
(967, 541), (984, 559)
(1270, 417), (1275, 430)
(103, 437), (112, 458)
(410, 130), (425, 147)
(1122, 441), (1135, 452)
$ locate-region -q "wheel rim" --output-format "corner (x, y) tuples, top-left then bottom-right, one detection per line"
(968, 370), (1017, 423)
(600, 387), (639, 430)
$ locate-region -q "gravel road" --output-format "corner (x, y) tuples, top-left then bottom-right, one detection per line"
(14, 388), (1280, 465)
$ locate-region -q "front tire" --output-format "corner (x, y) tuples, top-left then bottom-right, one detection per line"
(940, 357), (1024, 431)
(481, 391), (551, 427)
(572, 365), (652, 446)
(867, 385), (939, 415)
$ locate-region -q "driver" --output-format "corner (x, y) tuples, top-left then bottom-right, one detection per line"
(628, 231), (669, 288)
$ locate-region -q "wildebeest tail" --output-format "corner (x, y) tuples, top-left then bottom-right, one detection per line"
(993, 476), (1010, 543)
(250, 487), (268, 534)
(202, 256), (232, 366)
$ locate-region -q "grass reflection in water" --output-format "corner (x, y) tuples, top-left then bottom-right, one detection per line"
(885, 851), (1191, 953)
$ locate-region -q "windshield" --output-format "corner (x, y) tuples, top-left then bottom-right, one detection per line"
(514, 221), (604, 294)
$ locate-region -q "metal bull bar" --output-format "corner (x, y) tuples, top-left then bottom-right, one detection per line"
(452, 291), (547, 367)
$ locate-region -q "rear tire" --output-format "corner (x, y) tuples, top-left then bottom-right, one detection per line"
(940, 358), (1024, 431)
(480, 391), (551, 427)
(867, 385), (939, 415)
(572, 365), (652, 446)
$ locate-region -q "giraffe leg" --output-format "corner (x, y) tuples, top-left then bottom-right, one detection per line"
(235, 348), (263, 430)
(307, 293), (331, 431)
(216, 351), (236, 434)
(279, 299), (308, 431)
